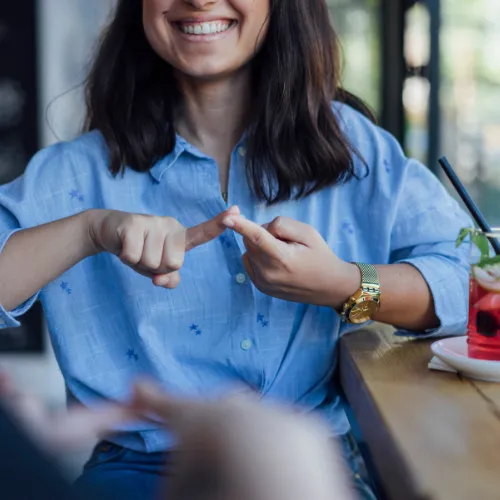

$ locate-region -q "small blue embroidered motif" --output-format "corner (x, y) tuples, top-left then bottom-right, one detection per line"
(257, 314), (268, 327)
(190, 324), (198, 331)
(341, 222), (354, 235)
(60, 282), (69, 290)
(126, 349), (139, 361)
(69, 189), (84, 202)
(195, 329), (202, 336)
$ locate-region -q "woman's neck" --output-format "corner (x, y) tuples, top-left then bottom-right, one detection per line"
(175, 68), (251, 160)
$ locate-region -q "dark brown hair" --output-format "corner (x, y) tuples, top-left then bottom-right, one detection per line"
(84, 0), (375, 204)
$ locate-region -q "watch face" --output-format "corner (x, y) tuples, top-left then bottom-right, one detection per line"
(349, 301), (379, 324)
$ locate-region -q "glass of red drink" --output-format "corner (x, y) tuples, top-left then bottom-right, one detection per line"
(463, 229), (500, 360)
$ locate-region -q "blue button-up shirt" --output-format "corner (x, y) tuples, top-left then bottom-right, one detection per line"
(0, 103), (470, 452)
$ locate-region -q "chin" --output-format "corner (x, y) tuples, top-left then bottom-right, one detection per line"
(174, 60), (246, 81)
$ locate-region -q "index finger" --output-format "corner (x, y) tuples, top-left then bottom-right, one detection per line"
(185, 205), (240, 251)
(49, 405), (136, 449)
(130, 382), (201, 428)
(222, 215), (281, 256)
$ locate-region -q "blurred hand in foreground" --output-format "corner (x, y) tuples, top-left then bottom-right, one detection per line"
(0, 373), (354, 500)
(0, 371), (133, 456)
(131, 382), (354, 500)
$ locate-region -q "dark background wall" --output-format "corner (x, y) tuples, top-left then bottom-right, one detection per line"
(0, 2), (44, 352)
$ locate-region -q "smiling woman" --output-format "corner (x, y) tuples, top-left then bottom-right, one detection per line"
(0, 0), (472, 499)
(85, 0), (372, 204)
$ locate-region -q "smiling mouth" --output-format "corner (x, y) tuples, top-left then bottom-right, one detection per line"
(173, 20), (237, 36)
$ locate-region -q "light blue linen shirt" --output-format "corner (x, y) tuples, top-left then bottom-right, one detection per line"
(0, 103), (470, 452)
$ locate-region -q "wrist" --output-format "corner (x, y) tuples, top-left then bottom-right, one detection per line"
(80, 209), (105, 257)
(327, 261), (361, 310)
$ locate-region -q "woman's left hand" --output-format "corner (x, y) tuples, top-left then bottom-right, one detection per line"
(222, 215), (359, 309)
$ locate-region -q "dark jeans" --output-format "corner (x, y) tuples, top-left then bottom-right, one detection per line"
(339, 432), (379, 500)
(74, 433), (377, 500)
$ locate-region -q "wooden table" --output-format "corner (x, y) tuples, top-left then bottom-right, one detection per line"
(339, 325), (500, 500)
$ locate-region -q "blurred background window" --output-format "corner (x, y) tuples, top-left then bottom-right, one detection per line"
(440, 0), (500, 226)
(39, 0), (116, 147)
(327, 0), (382, 114)
(329, 0), (500, 227)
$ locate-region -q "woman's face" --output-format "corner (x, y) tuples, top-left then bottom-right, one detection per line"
(143, 0), (270, 79)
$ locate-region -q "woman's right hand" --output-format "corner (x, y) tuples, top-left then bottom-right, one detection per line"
(86, 206), (240, 288)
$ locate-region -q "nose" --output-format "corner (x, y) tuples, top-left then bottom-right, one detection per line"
(183, 0), (218, 9)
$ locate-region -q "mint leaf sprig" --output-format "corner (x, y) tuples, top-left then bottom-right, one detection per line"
(456, 227), (500, 268)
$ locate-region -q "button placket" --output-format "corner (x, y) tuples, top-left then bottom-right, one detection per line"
(235, 273), (247, 285)
(240, 339), (252, 351)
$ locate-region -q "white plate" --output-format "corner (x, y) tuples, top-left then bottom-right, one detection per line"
(431, 336), (500, 382)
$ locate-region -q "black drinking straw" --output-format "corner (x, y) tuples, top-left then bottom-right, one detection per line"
(438, 156), (500, 256)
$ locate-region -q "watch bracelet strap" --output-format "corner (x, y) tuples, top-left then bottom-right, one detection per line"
(340, 263), (381, 323)
(353, 262), (380, 287)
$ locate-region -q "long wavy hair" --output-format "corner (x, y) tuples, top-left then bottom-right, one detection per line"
(84, 0), (375, 204)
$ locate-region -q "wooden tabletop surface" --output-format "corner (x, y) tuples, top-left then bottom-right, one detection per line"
(339, 325), (500, 500)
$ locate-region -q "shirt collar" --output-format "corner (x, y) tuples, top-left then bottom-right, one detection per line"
(148, 136), (187, 183)
(148, 133), (247, 183)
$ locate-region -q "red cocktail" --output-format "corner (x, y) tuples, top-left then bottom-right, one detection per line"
(463, 229), (500, 360)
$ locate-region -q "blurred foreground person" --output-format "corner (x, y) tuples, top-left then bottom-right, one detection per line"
(130, 383), (354, 500)
(0, 376), (353, 500)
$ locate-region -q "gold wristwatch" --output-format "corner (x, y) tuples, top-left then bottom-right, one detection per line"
(341, 263), (381, 324)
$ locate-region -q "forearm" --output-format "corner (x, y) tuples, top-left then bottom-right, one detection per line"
(338, 263), (439, 332)
(374, 263), (439, 331)
(0, 211), (96, 311)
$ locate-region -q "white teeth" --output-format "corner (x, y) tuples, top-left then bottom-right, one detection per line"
(179, 21), (232, 35)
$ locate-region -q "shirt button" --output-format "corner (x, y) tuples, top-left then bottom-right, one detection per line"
(237, 146), (246, 157)
(241, 339), (252, 351)
(235, 273), (247, 285)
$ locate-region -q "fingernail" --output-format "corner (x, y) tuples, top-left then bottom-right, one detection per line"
(223, 217), (235, 228)
(154, 275), (169, 287)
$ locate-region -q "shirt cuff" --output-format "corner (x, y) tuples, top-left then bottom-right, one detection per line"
(394, 255), (469, 338)
(0, 228), (40, 329)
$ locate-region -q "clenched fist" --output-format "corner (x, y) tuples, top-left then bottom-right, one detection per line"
(86, 206), (240, 288)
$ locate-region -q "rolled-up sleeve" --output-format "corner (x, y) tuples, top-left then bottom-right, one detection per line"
(336, 103), (472, 337)
(0, 179), (40, 329)
(389, 159), (472, 337)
